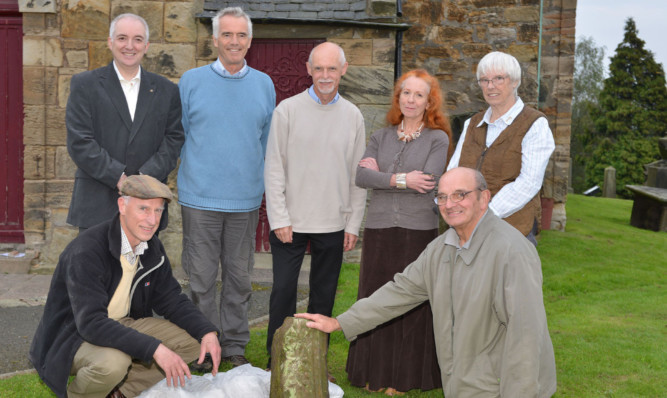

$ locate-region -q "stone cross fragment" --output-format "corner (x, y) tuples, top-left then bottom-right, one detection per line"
(270, 317), (329, 397)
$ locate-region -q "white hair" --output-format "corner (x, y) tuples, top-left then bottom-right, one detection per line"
(476, 51), (522, 95)
(212, 7), (252, 38)
(110, 13), (150, 42)
(121, 195), (165, 209)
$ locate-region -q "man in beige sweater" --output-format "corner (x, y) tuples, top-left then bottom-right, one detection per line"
(263, 42), (367, 373)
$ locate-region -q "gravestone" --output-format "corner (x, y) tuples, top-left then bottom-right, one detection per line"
(603, 166), (616, 198)
(270, 317), (329, 398)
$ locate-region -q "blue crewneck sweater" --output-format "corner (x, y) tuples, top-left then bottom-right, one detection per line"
(177, 64), (275, 212)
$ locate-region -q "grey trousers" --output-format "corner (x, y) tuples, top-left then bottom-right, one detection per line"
(181, 206), (258, 357)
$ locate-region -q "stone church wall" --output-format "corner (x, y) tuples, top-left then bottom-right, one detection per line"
(17, 0), (574, 268)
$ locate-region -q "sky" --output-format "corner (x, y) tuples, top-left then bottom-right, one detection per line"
(575, 0), (666, 75)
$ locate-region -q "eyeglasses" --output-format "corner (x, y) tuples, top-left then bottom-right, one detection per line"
(434, 189), (480, 205)
(477, 75), (508, 87)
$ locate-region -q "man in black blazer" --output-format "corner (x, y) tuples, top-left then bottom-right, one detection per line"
(66, 13), (184, 231)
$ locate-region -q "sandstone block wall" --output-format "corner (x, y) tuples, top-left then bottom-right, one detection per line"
(19, 0), (399, 268)
(18, 0), (574, 267)
(20, 0), (206, 267)
(399, 0), (575, 230)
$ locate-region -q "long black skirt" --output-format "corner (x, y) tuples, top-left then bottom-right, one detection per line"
(346, 227), (442, 392)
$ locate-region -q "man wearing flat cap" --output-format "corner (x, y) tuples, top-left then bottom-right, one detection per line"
(30, 175), (221, 398)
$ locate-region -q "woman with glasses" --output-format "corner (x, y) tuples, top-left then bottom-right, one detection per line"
(447, 51), (555, 245)
(348, 69), (451, 395)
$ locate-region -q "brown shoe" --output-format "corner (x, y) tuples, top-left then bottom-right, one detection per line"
(327, 372), (337, 383)
(221, 354), (250, 368)
(106, 387), (126, 398)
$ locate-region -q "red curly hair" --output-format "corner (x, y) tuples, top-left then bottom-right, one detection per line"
(386, 69), (453, 159)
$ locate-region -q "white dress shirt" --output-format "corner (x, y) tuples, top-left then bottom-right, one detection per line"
(448, 97), (555, 219)
(120, 227), (148, 265)
(113, 62), (141, 120)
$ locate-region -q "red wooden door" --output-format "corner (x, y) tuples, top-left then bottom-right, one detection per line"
(246, 39), (324, 252)
(0, 1), (23, 243)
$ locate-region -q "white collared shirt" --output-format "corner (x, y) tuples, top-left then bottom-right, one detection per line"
(113, 62), (141, 120)
(448, 97), (555, 219)
(120, 227), (148, 265)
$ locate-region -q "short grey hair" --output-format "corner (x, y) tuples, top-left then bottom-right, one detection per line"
(121, 195), (166, 209)
(212, 7), (252, 38)
(308, 42), (346, 66)
(476, 51), (521, 95)
(110, 13), (150, 42)
(472, 169), (488, 191)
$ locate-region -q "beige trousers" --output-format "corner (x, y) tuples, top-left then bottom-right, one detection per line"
(67, 317), (200, 398)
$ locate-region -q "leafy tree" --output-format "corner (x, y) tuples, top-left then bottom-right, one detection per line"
(571, 36), (606, 193)
(587, 18), (667, 197)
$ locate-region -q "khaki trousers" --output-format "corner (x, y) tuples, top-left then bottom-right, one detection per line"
(67, 317), (200, 398)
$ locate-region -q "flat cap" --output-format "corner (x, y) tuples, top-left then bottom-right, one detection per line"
(120, 174), (173, 203)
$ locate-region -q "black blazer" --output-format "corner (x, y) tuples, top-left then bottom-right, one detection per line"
(66, 63), (184, 229)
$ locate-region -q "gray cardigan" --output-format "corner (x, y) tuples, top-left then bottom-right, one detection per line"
(355, 125), (449, 230)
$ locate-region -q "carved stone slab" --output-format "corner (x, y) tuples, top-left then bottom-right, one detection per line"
(270, 317), (329, 398)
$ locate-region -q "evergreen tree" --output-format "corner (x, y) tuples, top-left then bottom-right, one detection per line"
(588, 18), (667, 197)
(571, 36), (605, 192)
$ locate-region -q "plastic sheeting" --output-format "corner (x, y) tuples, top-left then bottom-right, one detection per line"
(137, 364), (344, 398)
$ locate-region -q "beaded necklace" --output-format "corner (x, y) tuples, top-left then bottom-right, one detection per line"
(397, 120), (424, 142)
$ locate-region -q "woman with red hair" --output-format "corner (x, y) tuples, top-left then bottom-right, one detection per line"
(349, 69), (452, 395)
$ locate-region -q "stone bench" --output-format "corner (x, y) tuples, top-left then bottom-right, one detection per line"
(626, 185), (667, 232)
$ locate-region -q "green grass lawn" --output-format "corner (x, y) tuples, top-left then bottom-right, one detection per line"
(1, 194), (665, 397)
(538, 195), (666, 397)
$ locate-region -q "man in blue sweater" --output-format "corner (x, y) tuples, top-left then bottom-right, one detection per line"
(177, 6), (275, 369)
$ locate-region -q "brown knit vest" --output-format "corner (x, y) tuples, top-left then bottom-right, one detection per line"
(458, 106), (544, 235)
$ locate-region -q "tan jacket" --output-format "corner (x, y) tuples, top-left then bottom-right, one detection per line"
(338, 212), (557, 397)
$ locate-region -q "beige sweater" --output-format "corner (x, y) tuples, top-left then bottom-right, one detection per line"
(264, 90), (367, 235)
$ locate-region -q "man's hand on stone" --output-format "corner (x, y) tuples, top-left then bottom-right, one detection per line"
(294, 313), (342, 333)
(199, 331), (221, 376)
(153, 343), (192, 387)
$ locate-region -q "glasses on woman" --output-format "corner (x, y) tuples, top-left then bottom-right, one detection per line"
(477, 75), (508, 87)
(434, 189), (480, 205)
